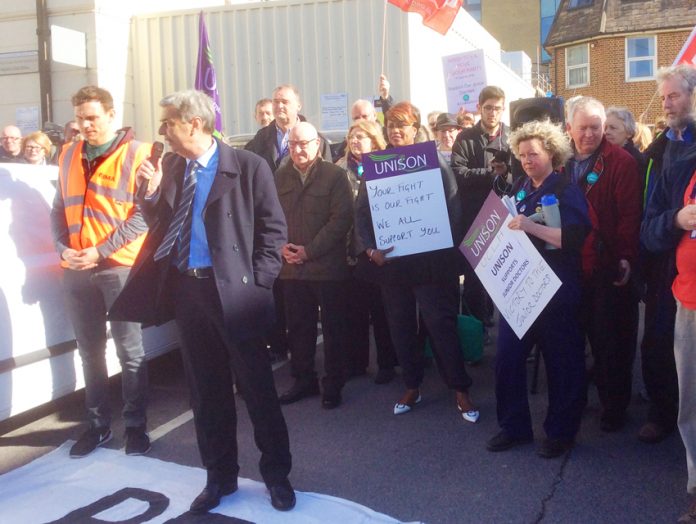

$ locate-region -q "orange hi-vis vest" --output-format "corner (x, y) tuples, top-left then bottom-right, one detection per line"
(58, 139), (150, 267)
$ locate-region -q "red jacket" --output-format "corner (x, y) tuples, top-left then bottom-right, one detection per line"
(569, 138), (642, 276)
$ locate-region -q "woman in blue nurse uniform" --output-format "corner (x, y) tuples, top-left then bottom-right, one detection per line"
(486, 120), (591, 459)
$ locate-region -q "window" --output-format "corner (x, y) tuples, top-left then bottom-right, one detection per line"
(566, 44), (589, 87)
(463, 0), (481, 22)
(568, 0), (593, 8)
(626, 35), (656, 81)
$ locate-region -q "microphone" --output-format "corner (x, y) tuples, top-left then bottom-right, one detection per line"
(136, 141), (164, 200)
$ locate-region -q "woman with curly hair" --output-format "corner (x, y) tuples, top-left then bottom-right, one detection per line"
(486, 120), (591, 458)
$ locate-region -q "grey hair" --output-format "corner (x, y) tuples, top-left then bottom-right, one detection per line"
(656, 64), (696, 96)
(272, 84), (302, 104)
(351, 99), (375, 114)
(567, 96), (606, 126)
(160, 90), (216, 133)
(605, 106), (637, 138)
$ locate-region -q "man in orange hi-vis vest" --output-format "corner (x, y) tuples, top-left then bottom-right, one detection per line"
(50, 85), (151, 458)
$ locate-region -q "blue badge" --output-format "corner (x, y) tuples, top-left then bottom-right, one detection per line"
(520, 204), (526, 213)
(587, 172), (599, 184)
(357, 164), (364, 177)
(516, 190), (526, 202)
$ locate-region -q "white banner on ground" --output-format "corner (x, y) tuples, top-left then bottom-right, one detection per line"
(0, 443), (421, 524)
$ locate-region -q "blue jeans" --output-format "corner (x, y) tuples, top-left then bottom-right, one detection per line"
(63, 265), (147, 429)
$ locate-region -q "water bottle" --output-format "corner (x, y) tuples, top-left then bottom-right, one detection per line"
(541, 193), (561, 250)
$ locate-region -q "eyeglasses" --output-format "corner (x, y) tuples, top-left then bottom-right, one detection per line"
(482, 105), (504, 113)
(288, 139), (317, 149)
(25, 145), (43, 151)
(1, 136), (20, 141)
(348, 133), (370, 141)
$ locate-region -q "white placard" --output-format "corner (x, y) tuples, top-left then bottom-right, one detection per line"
(363, 142), (453, 258)
(460, 191), (561, 339)
(442, 49), (487, 114)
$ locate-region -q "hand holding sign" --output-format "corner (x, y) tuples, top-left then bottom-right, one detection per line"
(362, 141), (453, 258)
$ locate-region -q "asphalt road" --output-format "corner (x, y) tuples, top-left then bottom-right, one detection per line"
(0, 329), (688, 524)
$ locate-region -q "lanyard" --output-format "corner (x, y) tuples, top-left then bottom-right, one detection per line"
(581, 154), (604, 195)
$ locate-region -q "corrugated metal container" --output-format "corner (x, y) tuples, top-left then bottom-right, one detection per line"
(129, 0), (534, 141)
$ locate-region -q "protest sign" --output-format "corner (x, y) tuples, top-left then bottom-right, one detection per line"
(442, 49), (487, 114)
(362, 141), (453, 258)
(459, 191), (561, 339)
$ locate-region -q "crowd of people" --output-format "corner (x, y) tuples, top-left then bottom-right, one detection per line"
(2, 62), (696, 520)
(0, 121), (81, 166)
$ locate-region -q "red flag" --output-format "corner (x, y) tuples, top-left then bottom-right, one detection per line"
(674, 25), (696, 66)
(388, 0), (462, 36)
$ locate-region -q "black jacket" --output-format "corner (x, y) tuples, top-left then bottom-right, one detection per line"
(450, 121), (511, 229)
(109, 138), (287, 341)
(245, 120), (332, 174)
(642, 145), (696, 255)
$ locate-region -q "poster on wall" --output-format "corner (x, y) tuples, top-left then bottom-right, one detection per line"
(320, 92), (349, 131)
(442, 48), (487, 114)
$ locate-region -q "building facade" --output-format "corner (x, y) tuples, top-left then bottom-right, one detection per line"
(545, 0), (695, 125)
(462, 0), (561, 89)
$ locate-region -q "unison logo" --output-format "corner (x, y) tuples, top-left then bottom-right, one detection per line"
(368, 152), (428, 175)
(461, 209), (504, 258)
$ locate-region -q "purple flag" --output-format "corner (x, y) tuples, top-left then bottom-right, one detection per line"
(195, 11), (222, 132)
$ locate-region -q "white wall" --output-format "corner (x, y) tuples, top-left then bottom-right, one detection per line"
(0, 0), (535, 138)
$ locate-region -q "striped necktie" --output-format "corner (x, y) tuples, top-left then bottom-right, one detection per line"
(153, 161), (199, 267)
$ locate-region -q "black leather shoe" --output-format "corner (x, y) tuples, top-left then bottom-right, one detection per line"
(189, 480), (238, 514)
(321, 392), (342, 409)
(269, 479), (296, 511)
(537, 438), (574, 458)
(486, 431), (532, 452)
(278, 382), (320, 405)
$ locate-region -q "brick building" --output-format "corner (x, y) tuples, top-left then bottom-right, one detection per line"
(545, 0), (695, 126)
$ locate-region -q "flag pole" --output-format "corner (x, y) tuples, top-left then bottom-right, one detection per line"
(381, 0), (388, 76)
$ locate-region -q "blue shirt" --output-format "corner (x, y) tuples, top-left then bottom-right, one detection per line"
(666, 125), (695, 143)
(276, 126), (290, 159)
(182, 140), (218, 269)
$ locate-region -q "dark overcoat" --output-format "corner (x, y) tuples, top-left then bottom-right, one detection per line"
(109, 138), (287, 343)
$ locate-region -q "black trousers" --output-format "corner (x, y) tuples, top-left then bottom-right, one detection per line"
(462, 263), (490, 323)
(380, 281), (472, 392)
(283, 279), (348, 394)
(641, 275), (679, 430)
(265, 280), (288, 355)
(345, 275), (398, 373)
(173, 272), (291, 487)
(582, 271), (639, 420)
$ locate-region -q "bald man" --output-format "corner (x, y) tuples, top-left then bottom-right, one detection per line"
(274, 122), (354, 409)
(0, 125), (23, 163)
